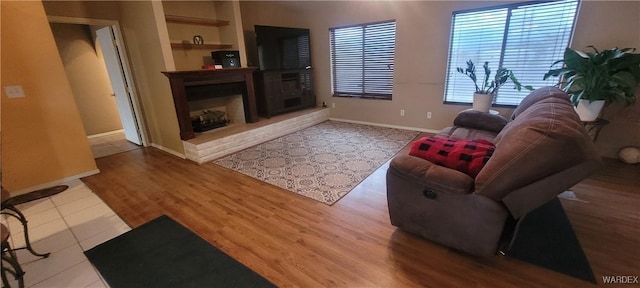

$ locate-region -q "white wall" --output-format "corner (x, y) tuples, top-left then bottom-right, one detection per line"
(241, 1), (640, 158)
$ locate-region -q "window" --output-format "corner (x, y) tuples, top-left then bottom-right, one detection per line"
(444, 0), (579, 106)
(330, 20), (396, 100)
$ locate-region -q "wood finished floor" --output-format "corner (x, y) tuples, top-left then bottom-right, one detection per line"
(82, 147), (639, 287)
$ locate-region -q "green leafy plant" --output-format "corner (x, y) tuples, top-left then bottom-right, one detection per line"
(456, 60), (532, 95)
(543, 46), (640, 106)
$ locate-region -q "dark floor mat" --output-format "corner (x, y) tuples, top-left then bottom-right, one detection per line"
(85, 215), (276, 288)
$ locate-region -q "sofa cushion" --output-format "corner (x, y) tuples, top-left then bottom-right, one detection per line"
(509, 86), (569, 121)
(409, 136), (495, 177)
(453, 109), (508, 133)
(437, 126), (498, 143)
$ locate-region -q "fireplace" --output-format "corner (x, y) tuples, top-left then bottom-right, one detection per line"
(162, 68), (258, 140)
(188, 95), (244, 132)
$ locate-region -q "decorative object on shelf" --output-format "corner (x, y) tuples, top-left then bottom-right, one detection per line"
(170, 43), (232, 50)
(544, 46), (640, 121)
(457, 60), (532, 113)
(618, 146), (640, 164)
(211, 51), (240, 68)
(193, 35), (203, 45)
(165, 14), (231, 50)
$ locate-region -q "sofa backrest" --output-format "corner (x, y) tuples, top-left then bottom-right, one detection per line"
(508, 86), (571, 121)
(474, 87), (600, 218)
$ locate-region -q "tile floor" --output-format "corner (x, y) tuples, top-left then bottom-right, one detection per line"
(1, 179), (129, 288)
(88, 131), (140, 159)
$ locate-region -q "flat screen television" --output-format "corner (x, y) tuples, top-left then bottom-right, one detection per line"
(255, 25), (311, 71)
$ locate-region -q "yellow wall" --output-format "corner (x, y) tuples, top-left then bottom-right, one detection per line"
(44, 0), (184, 155)
(1, 0), (97, 191)
(50, 23), (123, 135)
(41, 0), (121, 20)
(240, 1), (640, 158)
(118, 0), (183, 154)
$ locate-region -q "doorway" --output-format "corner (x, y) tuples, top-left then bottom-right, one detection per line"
(48, 17), (147, 158)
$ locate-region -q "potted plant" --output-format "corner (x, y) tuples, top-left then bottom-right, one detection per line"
(457, 60), (532, 112)
(543, 46), (640, 121)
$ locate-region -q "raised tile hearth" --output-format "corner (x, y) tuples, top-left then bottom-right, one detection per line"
(183, 107), (330, 164)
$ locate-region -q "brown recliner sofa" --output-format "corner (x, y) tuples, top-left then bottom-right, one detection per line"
(386, 87), (601, 256)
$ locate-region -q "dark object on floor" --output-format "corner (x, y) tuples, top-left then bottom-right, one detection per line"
(1, 187), (53, 258)
(507, 198), (596, 283)
(2, 185), (68, 206)
(2, 224), (25, 288)
(85, 215), (276, 288)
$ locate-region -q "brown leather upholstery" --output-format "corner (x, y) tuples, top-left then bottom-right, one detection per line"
(386, 87), (600, 256)
(453, 109), (508, 133)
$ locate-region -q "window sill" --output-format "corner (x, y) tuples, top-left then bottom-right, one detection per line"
(443, 101), (517, 108)
(333, 94), (392, 100)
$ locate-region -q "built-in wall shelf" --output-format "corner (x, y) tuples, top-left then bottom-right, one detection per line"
(165, 15), (229, 27)
(170, 43), (233, 49)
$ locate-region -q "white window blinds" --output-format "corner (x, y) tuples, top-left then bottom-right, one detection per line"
(445, 0), (579, 106)
(330, 21), (396, 99)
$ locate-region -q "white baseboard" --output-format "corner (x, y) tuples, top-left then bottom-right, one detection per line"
(9, 169), (101, 196)
(87, 129), (124, 139)
(151, 143), (186, 159)
(329, 118), (441, 134)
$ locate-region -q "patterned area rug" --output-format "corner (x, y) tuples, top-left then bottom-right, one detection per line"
(213, 121), (419, 205)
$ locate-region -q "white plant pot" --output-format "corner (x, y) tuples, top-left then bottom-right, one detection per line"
(472, 93), (494, 113)
(575, 99), (605, 122)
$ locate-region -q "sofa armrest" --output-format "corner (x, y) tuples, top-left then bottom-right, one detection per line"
(453, 109), (508, 133)
(388, 155), (474, 195)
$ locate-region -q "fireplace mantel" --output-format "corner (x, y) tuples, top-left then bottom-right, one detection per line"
(162, 68), (258, 140)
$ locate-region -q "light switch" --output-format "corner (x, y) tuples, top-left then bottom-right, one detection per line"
(4, 85), (25, 98)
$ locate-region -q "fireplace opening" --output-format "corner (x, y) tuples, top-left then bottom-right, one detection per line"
(188, 94), (245, 133)
(191, 110), (229, 132)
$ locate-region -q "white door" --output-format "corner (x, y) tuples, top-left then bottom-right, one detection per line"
(96, 26), (142, 145)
